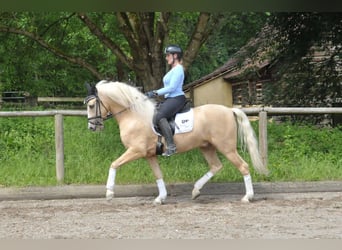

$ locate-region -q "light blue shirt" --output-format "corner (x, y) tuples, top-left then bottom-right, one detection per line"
(156, 64), (185, 98)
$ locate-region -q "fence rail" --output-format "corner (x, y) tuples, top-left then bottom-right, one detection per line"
(241, 107), (342, 115)
(1, 107), (342, 182)
(0, 110), (86, 117)
(37, 97), (84, 103)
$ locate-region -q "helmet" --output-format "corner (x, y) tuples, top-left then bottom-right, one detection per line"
(164, 45), (183, 58)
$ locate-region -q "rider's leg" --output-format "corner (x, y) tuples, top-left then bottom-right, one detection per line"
(158, 118), (177, 156)
(154, 96), (185, 157)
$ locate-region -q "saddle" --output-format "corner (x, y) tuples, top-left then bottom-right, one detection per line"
(153, 100), (193, 155)
(153, 99), (192, 135)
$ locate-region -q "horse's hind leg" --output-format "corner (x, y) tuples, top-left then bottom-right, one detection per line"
(192, 144), (223, 200)
(222, 149), (254, 203)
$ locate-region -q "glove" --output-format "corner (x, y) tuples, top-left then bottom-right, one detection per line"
(145, 90), (157, 98)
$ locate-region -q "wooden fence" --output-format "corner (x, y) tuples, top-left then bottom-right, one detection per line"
(0, 107), (341, 182)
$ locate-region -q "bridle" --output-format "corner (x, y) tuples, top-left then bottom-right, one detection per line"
(84, 94), (111, 128)
(84, 92), (130, 129)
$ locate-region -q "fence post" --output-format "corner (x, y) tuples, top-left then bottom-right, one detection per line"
(55, 113), (64, 183)
(258, 111), (268, 167)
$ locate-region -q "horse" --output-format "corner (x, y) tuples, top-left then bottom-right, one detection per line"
(84, 80), (269, 204)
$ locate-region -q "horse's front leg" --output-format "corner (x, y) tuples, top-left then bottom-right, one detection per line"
(106, 148), (143, 201)
(105, 168), (115, 201)
(146, 156), (167, 205)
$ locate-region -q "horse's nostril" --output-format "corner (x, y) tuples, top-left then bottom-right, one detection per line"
(88, 124), (95, 131)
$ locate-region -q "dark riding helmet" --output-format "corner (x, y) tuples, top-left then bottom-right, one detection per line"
(164, 44), (183, 59)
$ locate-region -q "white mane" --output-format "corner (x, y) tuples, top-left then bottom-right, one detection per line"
(96, 80), (156, 125)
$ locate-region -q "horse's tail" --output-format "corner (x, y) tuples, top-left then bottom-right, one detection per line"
(232, 108), (269, 176)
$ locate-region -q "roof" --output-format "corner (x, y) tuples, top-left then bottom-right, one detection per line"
(183, 58), (238, 91)
(184, 25), (276, 90)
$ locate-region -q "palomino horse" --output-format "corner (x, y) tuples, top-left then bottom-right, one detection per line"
(85, 80), (269, 204)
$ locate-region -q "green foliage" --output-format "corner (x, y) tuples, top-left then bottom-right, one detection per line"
(187, 12), (269, 83)
(0, 12), (269, 95)
(269, 13), (342, 60)
(0, 115), (341, 187)
(266, 122), (342, 181)
(0, 12), (112, 96)
(0, 117), (54, 160)
(263, 13), (342, 109)
(0, 116), (56, 186)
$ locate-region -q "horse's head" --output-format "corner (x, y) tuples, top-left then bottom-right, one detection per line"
(84, 83), (109, 131)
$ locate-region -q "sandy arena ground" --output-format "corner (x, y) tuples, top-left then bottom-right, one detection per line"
(0, 191), (341, 239)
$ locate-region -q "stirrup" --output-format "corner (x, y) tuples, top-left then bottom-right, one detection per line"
(162, 147), (177, 157)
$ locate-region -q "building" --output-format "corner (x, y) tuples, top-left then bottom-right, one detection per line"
(184, 25), (275, 108)
(184, 25), (341, 116)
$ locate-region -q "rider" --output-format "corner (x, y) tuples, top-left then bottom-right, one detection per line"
(146, 44), (186, 156)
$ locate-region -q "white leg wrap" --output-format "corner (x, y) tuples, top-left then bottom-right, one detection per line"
(194, 171), (214, 190)
(106, 168), (116, 191)
(153, 179), (167, 205)
(156, 179), (167, 198)
(243, 174), (254, 196)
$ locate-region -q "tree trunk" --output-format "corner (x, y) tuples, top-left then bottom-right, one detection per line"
(115, 12), (170, 91)
(183, 13), (225, 70)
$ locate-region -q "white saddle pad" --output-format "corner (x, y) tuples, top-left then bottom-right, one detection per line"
(152, 108), (194, 135)
(174, 108), (194, 134)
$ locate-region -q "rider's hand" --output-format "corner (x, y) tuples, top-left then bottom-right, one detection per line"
(145, 90), (157, 98)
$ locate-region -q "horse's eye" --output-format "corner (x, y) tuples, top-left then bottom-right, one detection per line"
(89, 104), (95, 109)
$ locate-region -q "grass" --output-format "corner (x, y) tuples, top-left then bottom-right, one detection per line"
(0, 113), (341, 187)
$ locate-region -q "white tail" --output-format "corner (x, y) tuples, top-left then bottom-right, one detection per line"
(232, 108), (269, 175)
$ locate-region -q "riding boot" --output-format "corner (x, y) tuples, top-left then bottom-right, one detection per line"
(158, 118), (177, 156)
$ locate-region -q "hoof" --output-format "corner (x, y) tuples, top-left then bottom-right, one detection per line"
(153, 196), (166, 205)
(192, 188), (201, 200)
(241, 194), (253, 203)
(106, 190), (114, 201)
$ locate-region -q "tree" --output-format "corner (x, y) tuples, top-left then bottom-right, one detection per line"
(0, 12), (225, 93)
(269, 13), (341, 60)
(264, 13), (342, 108)
(0, 12), (104, 96)
(78, 12), (227, 90)
(188, 12), (269, 83)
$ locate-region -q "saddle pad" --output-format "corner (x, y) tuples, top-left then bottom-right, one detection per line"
(174, 108), (194, 134)
(152, 109), (194, 136)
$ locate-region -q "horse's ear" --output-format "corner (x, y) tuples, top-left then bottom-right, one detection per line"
(85, 82), (96, 95)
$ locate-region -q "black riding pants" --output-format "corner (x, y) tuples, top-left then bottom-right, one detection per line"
(154, 95), (186, 124)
